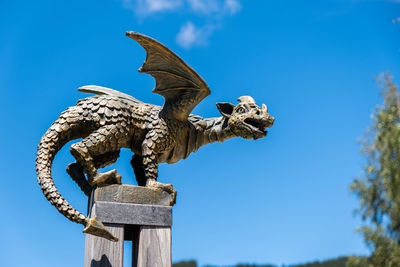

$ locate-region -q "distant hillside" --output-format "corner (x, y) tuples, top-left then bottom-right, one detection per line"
(289, 256), (348, 267)
(172, 256), (349, 267)
(173, 260), (197, 267)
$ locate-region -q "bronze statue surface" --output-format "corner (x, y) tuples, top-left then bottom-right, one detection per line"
(35, 31), (275, 241)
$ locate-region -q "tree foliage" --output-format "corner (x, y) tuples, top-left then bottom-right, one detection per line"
(173, 257), (347, 267)
(289, 256), (348, 267)
(348, 74), (400, 267)
(173, 260), (198, 267)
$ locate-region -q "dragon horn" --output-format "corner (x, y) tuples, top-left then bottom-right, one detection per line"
(237, 96), (256, 104)
(262, 104), (268, 113)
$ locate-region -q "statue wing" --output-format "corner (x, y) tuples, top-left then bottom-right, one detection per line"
(126, 31), (210, 121)
(78, 85), (143, 104)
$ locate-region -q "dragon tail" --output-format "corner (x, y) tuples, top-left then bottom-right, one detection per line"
(35, 108), (118, 242)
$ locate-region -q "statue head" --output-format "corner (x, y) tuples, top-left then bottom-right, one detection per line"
(216, 96), (275, 140)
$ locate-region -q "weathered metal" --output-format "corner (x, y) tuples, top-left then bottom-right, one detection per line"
(35, 31), (275, 241)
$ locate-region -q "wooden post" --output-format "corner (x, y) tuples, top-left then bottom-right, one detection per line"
(84, 184), (174, 267)
(84, 223), (124, 267)
(136, 226), (171, 267)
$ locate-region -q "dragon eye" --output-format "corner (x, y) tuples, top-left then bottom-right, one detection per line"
(236, 107), (246, 113)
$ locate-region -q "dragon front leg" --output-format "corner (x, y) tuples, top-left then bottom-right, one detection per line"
(141, 136), (177, 202)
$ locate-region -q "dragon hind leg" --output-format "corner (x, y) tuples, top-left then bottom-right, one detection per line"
(70, 126), (124, 186)
(92, 151), (121, 185)
(66, 151), (121, 195)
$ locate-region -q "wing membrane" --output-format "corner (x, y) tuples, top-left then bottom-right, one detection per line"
(126, 31), (210, 120)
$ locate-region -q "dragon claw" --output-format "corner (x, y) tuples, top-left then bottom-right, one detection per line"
(146, 179), (177, 205)
(88, 169), (121, 186)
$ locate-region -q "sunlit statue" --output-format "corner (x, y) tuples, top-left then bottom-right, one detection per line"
(35, 31), (275, 241)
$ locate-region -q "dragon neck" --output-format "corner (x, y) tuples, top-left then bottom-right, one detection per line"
(193, 116), (236, 148)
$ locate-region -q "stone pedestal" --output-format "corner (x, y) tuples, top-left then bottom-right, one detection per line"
(84, 184), (174, 267)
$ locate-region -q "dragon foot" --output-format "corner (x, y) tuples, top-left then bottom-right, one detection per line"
(88, 169), (121, 186)
(146, 179), (177, 205)
(83, 217), (118, 242)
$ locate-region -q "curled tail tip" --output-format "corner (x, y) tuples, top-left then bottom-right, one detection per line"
(83, 217), (119, 242)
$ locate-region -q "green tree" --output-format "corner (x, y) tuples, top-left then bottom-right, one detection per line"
(173, 260), (197, 267)
(290, 256), (348, 267)
(348, 74), (400, 267)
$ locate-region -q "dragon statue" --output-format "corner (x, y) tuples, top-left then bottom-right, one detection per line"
(36, 31), (275, 242)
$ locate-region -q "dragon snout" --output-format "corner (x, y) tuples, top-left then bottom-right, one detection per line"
(260, 104), (274, 128)
(266, 116), (275, 127)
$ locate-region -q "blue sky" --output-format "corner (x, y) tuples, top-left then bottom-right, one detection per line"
(1, 0), (400, 266)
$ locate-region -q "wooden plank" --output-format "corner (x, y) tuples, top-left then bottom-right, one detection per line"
(95, 184), (174, 206)
(84, 223), (124, 267)
(84, 202), (125, 267)
(136, 226), (171, 267)
(93, 201), (172, 226)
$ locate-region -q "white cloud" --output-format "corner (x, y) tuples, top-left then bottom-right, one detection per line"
(186, 0), (241, 15)
(176, 21), (216, 49)
(224, 0), (241, 15)
(127, 0), (240, 17)
(144, 0), (181, 12)
(125, 0), (182, 16)
(176, 21), (213, 48)
(176, 22), (199, 48)
(176, 0), (241, 48)
(187, 0), (219, 14)
(121, 0), (242, 49)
